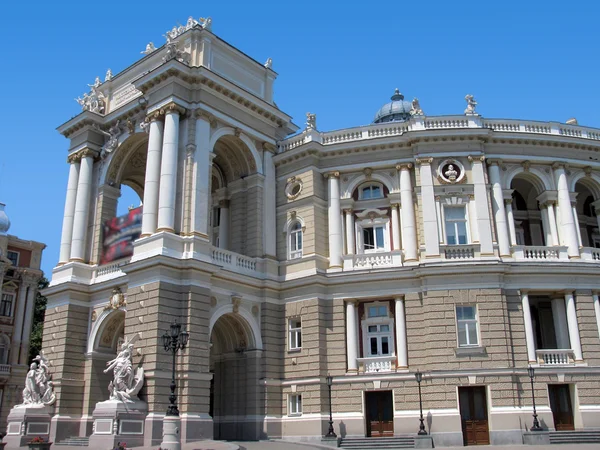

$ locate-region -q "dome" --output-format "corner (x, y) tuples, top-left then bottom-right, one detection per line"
(0, 203), (9, 235)
(373, 88), (413, 124)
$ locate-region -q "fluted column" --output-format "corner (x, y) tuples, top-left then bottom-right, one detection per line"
(344, 209), (355, 255)
(58, 155), (81, 263)
(157, 104), (183, 233)
(327, 172), (343, 268)
(593, 293), (600, 343)
(553, 163), (580, 257)
(346, 300), (358, 372)
(70, 149), (96, 262)
(141, 113), (164, 237)
(469, 156), (493, 253)
(11, 281), (29, 365)
(505, 198), (518, 246)
(565, 292), (583, 361)
(263, 145), (277, 257)
(397, 164), (417, 261)
(390, 203), (401, 251)
(487, 160), (511, 256)
(521, 291), (537, 363)
(394, 296), (408, 368)
(572, 198), (583, 247)
(190, 111), (213, 238)
(19, 282), (38, 365)
(218, 200), (229, 249)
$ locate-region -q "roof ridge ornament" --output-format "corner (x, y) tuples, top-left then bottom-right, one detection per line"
(391, 88), (404, 101)
(164, 16), (213, 43)
(75, 76), (106, 114)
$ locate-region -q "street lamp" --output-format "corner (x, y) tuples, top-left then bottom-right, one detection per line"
(324, 375), (337, 438)
(415, 370), (427, 435)
(162, 320), (189, 416)
(528, 366), (542, 431)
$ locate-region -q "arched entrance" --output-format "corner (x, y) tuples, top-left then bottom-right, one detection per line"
(210, 309), (264, 440)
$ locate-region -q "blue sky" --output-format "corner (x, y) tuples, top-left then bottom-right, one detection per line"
(1, 1), (598, 277)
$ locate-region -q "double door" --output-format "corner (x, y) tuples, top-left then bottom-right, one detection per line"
(549, 384), (574, 431)
(459, 386), (490, 445)
(365, 391), (394, 437)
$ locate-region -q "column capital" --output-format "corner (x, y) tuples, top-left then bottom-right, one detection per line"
(73, 148), (99, 160)
(324, 171), (340, 179)
(487, 158), (503, 167)
(395, 162), (413, 171)
(343, 208), (353, 214)
(415, 157), (433, 166)
(160, 102), (186, 116)
(467, 155), (485, 163)
(390, 203), (400, 208)
(195, 109), (218, 127)
(393, 295), (405, 301)
(262, 142), (277, 154)
(146, 110), (165, 122)
(218, 199), (230, 208)
(518, 289), (530, 295)
(345, 298), (359, 305)
(552, 161), (568, 171)
(67, 152), (82, 164)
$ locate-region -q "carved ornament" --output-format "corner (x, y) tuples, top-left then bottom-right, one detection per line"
(104, 287), (126, 311)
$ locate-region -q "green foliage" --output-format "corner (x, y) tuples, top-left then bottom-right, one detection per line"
(28, 277), (49, 363)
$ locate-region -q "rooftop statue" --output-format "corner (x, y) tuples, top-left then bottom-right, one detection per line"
(141, 42), (156, 55)
(105, 69), (113, 82)
(264, 58), (273, 69)
(75, 83), (106, 114)
(88, 77), (102, 89)
(464, 94), (478, 115)
(411, 98), (424, 116)
(104, 334), (145, 403)
(306, 112), (317, 130)
(19, 352), (56, 407)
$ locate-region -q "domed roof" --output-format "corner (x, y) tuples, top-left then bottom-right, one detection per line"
(0, 203), (10, 236)
(373, 88), (413, 124)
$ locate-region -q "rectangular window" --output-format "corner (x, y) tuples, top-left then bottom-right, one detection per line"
(363, 226), (385, 251)
(366, 324), (392, 356)
(289, 318), (302, 350)
(0, 294), (13, 317)
(289, 394), (302, 415)
(368, 305), (387, 318)
(456, 305), (479, 347)
(445, 207), (468, 245)
(6, 251), (18, 267)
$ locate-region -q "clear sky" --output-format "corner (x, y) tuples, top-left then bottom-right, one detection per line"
(1, 1), (598, 278)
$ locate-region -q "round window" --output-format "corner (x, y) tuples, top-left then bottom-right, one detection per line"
(285, 177), (303, 200)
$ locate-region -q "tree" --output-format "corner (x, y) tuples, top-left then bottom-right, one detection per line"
(28, 277), (49, 362)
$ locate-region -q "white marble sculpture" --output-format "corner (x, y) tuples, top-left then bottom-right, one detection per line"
(94, 121), (122, 158)
(264, 58), (273, 69)
(89, 77), (102, 89)
(200, 17), (212, 31)
(75, 83), (106, 114)
(411, 97), (424, 116)
(464, 94), (478, 115)
(162, 42), (190, 65)
(141, 42), (156, 55)
(105, 69), (113, 81)
(19, 352), (56, 407)
(104, 334), (144, 403)
(444, 164), (458, 181)
(306, 112), (317, 130)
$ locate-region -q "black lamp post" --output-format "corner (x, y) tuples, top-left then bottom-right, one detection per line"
(415, 370), (427, 435)
(528, 366), (542, 431)
(162, 320), (189, 416)
(325, 375), (337, 438)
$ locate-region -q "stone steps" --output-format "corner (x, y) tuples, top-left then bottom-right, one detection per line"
(55, 436), (90, 446)
(550, 430), (600, 444)
(340, 436), (415, 449)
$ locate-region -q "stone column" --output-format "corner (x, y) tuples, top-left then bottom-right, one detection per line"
(390, 203), (401, 251)
(218, 200), (229, 249)
(521, 291), (537, 363)
(417, 158), (439, 257)
(468, 195), (479, 243)
(397, 164), (417, 261)
(394, 297), (408, 369)
(157, 104), (183, 233)
(470, 156), (493, 254)
(553, 163), (580, 257)
(70, 149), (96, 262)
(344, 209), (355, 255)
(547, 202), (560, 246)
(488, 160), (511, 256)
(571, 197), (583, 247)
(593, 293), (600, 343)
(190, 112), (213, 238)
(539, 204), (552, 247)
(436, 196), (444, 243)
(141, 113), (164, 237)
(58, 155), (81, 263)
(551, 297), (570, 349)
(326, 172), (343, 268)
(346, 300), (358, 372)
(564, 292), (583, 361)
(19, 282), (38, 365)
(11, 281), (29, 365)
(505, 198), (518, 246)
(262, 145), (277, 257)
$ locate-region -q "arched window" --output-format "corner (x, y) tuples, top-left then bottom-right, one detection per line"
(359, 183), (384, 200)
(289, 222), (303, 259)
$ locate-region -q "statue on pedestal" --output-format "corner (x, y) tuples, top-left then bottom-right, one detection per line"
(104, 334), (144, 403)
(464, 94), (478, 115)
(20, 353), (56, 407)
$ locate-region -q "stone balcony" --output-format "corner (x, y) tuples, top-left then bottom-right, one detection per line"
(356, 355), (397, 373)
(536, 349), (575, 366)
(343, 251), (403, 271)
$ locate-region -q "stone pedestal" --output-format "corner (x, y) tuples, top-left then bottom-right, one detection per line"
(160, 415), (182, 450)
(414, 435), (434, 448)
(522, 430), (550, 445)
(4, 405), (52, 448)
(88, 399), (148, 449)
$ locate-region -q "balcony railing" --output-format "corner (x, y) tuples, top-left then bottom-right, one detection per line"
(442, 244), (479, 260)
(537, 349), (575, 365)
(581, 247), (600, 261)
(211, 247), (259, 275)
(0, 364), (11, 376)
(512, 245), (568, 261)
(343, 252), (403, 271)
(356, 355), (396, 373)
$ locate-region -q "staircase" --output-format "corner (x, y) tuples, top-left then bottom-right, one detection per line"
(550, 430), (600, 444)
(54, 436), (90, 446)
(339, 436), (415, 449)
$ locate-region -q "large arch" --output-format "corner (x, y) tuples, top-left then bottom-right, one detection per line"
(344, 172), (397, 199)
(209, 127), (263, 175)
(504, 166), (551, 194)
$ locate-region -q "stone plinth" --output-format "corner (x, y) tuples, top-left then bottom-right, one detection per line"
(522, 430), (550, 445)
(4, 404), (52, 448)
(160, 415), (182, 450)
(88, 399), (148, 449)
(414, 435), (434, 448)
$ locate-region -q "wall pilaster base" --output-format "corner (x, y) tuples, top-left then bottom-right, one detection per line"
(181, 413), (213, 442)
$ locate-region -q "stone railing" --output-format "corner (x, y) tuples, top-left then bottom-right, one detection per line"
(343, 252), (402, 270)
(279, 115), (600, 152)
(581, 247), (600, 261)
(211, 247), (258, 274)
(0, 364), (11, 375)
(357, 355), (396, 373)
(512, 245), (568, 261)
(91, 258), (130, 283)
(442, 244), (478, 260)
(536, 349), (574, 365)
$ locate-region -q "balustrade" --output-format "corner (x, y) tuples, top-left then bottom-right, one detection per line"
(357, 355), (396, 373)
(536, 349), (574, 365)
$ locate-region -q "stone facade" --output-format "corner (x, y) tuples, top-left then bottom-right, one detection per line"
(39, 17), (600, 448)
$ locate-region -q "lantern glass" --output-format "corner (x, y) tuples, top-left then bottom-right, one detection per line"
(180, 329), (190, 348)
(326, 375), (332, 387)
(171, 321), (181, 338)
(162, 332), (170, 351)
(528, 366), (535, 379)
(415, 371), (422, 383)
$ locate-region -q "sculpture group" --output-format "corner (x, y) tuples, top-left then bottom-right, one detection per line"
(20, 353), (55, 407)
(104, 334), (144, 403)
(75, 77), (106, 114)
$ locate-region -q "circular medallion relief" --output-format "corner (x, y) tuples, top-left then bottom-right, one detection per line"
(285, 177), (303, 200)
(437, 159), (465, 184)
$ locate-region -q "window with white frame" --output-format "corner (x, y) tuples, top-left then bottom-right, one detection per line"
(456, 305), (479, 347)
(0, 294), (13, 317)
(289, 318), (302, 350)
(361, 302), (395, 357)
(359, 183), (384, 200)
(444, 206), (468, 245)
(6, 251), (18, 267)
(289, 394), (302, 415)
(356, 216), (390, 254)
(289, 222), (303, 259)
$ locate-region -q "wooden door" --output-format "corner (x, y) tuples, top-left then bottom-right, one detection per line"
(549, 384), (574, 431)
(365, 391), (394, 437)
(459, 386), (490, 445)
